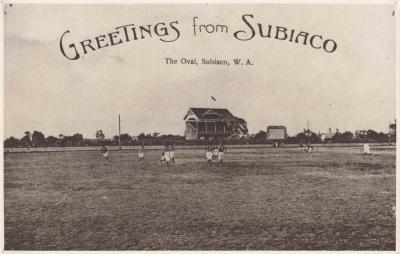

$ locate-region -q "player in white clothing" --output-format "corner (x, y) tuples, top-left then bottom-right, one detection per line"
(363, 143), (371, 155)
(169, 144), (175, 163)
(138, 144), (145, 162)
(205, 144), (213, 166)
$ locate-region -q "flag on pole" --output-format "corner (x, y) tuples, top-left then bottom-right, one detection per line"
(211, 96), (216, 101)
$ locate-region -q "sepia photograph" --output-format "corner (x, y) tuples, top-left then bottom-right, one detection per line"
(3, 3), (397, 251)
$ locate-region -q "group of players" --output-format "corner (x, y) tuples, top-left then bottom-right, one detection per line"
(100, 142), (227, 166)
(158, 144), (176, 166)
(101, 141), (372, 164)
(299, 144), (314, 153)
(205, 143), (226, 166)
(298, 142), (372, 155)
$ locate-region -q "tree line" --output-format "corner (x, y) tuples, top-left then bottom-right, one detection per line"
(251, 129), (393, 144)
(4, 128), (395, 148)
(4, 131), (86, 148)
(3, 130), (185, 148)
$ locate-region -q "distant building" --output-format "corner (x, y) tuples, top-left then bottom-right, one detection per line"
(320, 133), (334, 143)
(320, 128), (336, 143)
(266, 126), (287, 144)
(183, 108), (248, 141)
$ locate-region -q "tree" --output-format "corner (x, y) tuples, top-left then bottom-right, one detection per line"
(254, 130), (266, 142)
(32, 131), (46, 147)
(20, 131), (32, 147)
(286, 136), (298, 144)
(296, 131), (321, 144)
(137, 133), (146, 142)
(332, 132), (343, 143)
(113, 133), (132, 145)
(57, 134), (63, 145)
(377, 132), (388, 143)
(366, 130), (379, 142)
(309, 132), (322, 143)
(95, 130), (105, 140)
(46, 136), (59, 147)
(4, 137), (20, 148)
(296, 132), (308, 143)
(71, 133), (84, 146)
(58, 133), (84, 147)
(341, 131), (354, 143)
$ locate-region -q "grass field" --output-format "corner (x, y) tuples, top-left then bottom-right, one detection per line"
(4, 145), (396, 250)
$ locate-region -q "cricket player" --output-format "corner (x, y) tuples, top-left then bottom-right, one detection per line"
(170, 144), (175, 163)
(205, 145), (213, 166)
(165, 145), (172, 167)
(138, 144), (145, 162)
(363, 143), (371, 155)
(101, 145), (109, 160)
(159, 151), (165, 164)
(212, 147), (219, 161)
(217, 142), (226, 166)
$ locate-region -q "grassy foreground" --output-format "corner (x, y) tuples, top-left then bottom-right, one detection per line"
(4, 146), (395, 250)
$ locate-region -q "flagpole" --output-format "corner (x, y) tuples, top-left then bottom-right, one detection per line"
(118, 114), (121, 150)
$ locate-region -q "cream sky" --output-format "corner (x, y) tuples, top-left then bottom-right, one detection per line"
(4, 4), (396, 139)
